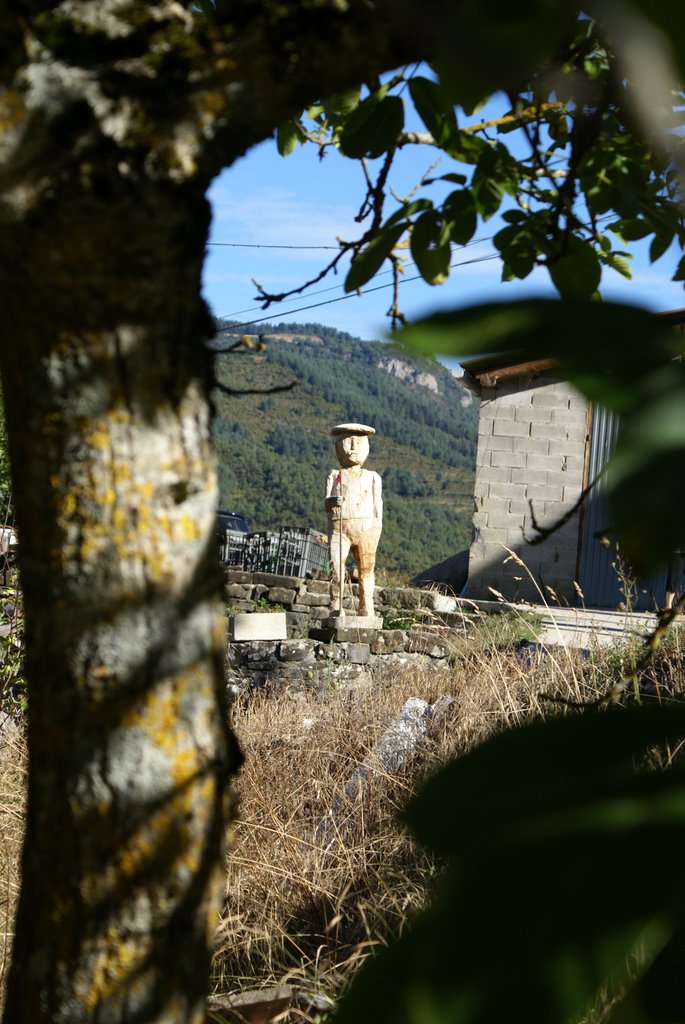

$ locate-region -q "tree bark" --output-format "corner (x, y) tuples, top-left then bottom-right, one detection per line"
(0, 170), (244, 1020)
(0, 1), (439, 1020)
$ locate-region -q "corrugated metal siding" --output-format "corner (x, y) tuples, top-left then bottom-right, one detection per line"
(578, 406), (666, 609)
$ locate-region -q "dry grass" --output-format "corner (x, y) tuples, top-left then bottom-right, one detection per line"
(1, 605), (685, 1016)
(212, 606), (683, 1004)
(0, 714), (27, 1015)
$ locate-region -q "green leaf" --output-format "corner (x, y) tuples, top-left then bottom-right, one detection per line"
(383, 198), (433, 230)
(493, 223), (537, 279)
(408, 76), (457, 147)
(399, 299), (677, 412)
(322, 88), (361, 118)
(339, 91), (404, 159)
(548, 238), (601, 299)
(345, 224), (406, 292)
(673, 254), (685, 281)
(602, 252), (633, 279)
(501, 209), (527, 224)
(275, 121), (301, 157)
(423, 172), (468, 186)
(410, 211), (451, 285)
(604, 362), (685, 569)
(650, 231), (675, 262)
(442, 189), (477, 246)
(445, 129), (490, 165)
(471, 142), (519, 219)
(608, 218), (652, 242)
(337, 704), (685, 1024)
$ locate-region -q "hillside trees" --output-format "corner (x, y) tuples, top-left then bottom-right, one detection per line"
(2, 2), (685, 1023)
(210, 329), (477, 574)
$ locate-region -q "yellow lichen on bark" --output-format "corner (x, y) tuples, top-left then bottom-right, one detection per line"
(0, 89), (26, 132)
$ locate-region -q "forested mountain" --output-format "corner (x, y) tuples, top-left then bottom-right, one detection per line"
(210, 320), (478, 580)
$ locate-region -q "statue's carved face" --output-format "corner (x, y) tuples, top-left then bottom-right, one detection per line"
(335, 434), (369, 468)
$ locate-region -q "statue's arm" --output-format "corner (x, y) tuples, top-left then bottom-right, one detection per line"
(325, 470), (341, 512)
(373, 472), (383, 523)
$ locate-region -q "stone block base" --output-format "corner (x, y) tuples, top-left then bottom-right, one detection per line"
(229, 612), (288, 642)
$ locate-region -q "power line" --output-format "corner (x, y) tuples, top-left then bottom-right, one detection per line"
(219, 252), (501, 331)
(207, 241), (341, 250)
(215, 234), (497, 320)
(212, 210), (620, 324)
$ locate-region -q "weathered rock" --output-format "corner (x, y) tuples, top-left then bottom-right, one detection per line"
(206, 986), (292, 1023)
(266, 587), (296, 606)
(206, 986), (334, 1024)
(225, 583), (253, 600)
(286, 609), (317, 626)
(278, 639), (316, 663)
(304, 579), (331, 595)
(244, 641), (279, 662)
(318, 697), (437, 843)
(225, 569), (253, 585)
(379, 586), (424, 610)
(369, 629), (406, 654)
(406, 630), (450, 658)
(252, 572), (303, 589)
(295, 591), (331, 607)
(309, 625), (380, 644)
(421, 590), (459, 614)
(346, 642), (370, 665)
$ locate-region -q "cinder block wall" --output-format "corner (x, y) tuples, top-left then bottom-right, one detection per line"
(468, 371), (589, 603)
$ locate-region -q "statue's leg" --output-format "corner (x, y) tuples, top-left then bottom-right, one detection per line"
(329, 529), (352, 612)
(355, 525), (381, 617)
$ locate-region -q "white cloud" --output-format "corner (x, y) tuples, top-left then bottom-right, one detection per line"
(208, 181), (358, 251)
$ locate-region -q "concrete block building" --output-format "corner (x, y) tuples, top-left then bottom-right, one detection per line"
(462, 356), (591, 604)
(460, 312), (685, 609)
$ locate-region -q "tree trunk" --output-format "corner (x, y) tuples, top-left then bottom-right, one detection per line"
(0, 178), (240, 1023)
(0, 1), (440, 1019)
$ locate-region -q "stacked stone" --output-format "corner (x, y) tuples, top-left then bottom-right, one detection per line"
(226, 629), (453, 697)
(224, 568), (467, 632)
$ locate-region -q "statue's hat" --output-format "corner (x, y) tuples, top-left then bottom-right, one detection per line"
(330, 422), (375, 437)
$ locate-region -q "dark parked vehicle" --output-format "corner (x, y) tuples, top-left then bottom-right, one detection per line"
(217, 510), (250, 567)
(217, 510), (250, 535)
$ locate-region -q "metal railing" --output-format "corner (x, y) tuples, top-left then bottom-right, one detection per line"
(219, 526), (329, 577)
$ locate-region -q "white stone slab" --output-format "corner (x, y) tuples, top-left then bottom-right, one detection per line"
(229, 612), (288, 642)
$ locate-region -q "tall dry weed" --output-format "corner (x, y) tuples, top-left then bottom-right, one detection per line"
(0, 714), (26, 1014)
(1, 605), (684, 1014)
(212, 607), (670, 1002)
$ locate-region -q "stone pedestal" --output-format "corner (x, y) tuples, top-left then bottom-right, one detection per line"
(321, 613), (383, 630)
(310, 613), (383, 644)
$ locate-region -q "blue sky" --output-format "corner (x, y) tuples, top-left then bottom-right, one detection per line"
(203, 97), (685, 355)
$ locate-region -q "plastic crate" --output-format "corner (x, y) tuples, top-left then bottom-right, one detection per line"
(220, 527), (329, 577)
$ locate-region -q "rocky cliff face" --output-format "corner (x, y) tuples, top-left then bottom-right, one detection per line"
(377, 356), (439, 393)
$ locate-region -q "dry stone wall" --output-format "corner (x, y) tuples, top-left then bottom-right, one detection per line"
(225, 568), (463, 695)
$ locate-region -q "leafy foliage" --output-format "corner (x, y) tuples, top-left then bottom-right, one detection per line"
(275, 14), (684, 324)
(338, 703), (685, 1024)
